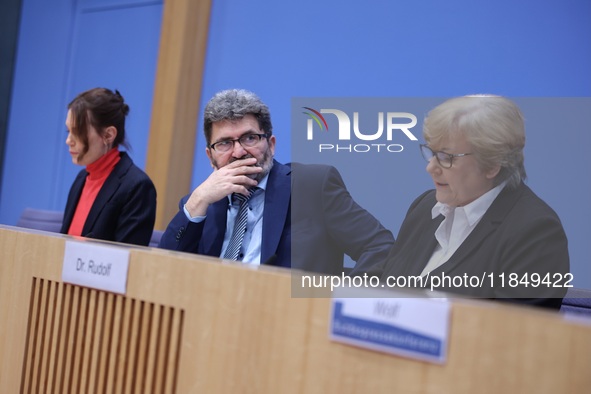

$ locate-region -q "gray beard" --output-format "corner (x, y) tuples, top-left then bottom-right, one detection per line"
(213, 149), (274, 183)
(252, 149), (274, 182)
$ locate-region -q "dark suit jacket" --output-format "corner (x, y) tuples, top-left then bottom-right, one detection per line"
(380, 182), (570, 309)
(60, 152), (157, 246)
(158, 160), (291, 267)
(291, 163), (395, 275)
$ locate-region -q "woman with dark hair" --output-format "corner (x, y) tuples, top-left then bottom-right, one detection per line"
(60, 87), (156, 246)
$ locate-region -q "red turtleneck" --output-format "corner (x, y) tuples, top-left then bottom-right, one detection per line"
(68, 148), (121, 236)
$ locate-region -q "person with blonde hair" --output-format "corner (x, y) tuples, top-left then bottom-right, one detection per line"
(380, 95), (569, 309)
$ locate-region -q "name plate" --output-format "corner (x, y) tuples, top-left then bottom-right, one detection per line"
(62, 240), (130, 294)
(330, 287), (451, 364)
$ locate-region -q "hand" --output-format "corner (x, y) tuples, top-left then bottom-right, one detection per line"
(184, 158), (262, 217)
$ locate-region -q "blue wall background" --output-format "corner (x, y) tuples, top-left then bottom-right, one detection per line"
(2, 0), (590, 288)
(0, 0), (162, 226)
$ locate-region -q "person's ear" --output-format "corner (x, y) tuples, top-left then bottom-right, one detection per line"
(267, 134), (276, 157)
(205, 147), (215, 168)
(104, 126), (117, 146)
(486, 165), (501, 179)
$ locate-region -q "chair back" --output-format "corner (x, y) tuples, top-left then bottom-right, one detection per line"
(149, 229), (164, 247)
(561, 287), (591, 318)
(17, 208), (63, 233)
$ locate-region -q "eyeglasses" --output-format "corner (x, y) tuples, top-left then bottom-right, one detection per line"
(420, 144), (472, 168)
(209, 133), (269, 153)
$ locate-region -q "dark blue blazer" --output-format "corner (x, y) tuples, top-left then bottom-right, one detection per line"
(290, 162), (395, 275)
(159, 160), (291, 267)
(60, 152), (157, 246)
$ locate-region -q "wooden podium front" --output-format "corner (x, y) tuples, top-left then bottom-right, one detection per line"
(1, 226), (590, 393)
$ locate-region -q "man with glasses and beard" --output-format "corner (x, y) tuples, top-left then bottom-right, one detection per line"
(159, 89), (291, 267)
(159, 89), (395, 274)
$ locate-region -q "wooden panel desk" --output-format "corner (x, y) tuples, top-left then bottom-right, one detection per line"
(1, 226), (590, 393)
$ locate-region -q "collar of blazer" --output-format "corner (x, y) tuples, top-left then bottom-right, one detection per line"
(81, 152), (134, 235)
(261, 160), (291, 263)
(425, 182), (526, 277)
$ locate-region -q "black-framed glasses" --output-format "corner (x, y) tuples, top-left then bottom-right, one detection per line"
(209, 133), (269, 153)
(420, 144), (472, 168)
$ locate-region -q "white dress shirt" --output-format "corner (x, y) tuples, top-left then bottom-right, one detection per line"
(420, 181), (507, 277)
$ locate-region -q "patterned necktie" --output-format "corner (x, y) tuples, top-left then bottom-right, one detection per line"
(223, 189), (254, 261)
